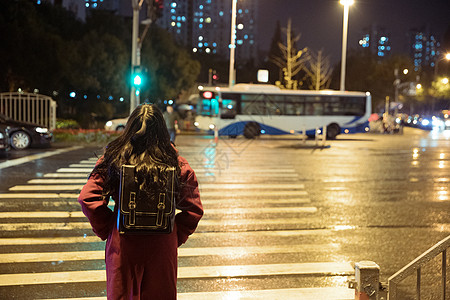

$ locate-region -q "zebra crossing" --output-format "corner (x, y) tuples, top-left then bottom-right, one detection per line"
(0, 143), (354, 299)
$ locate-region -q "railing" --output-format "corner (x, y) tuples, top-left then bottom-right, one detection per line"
(351, 235), (450, 300)
(388, 234), (450, 300)
(0, 92), (57, 130)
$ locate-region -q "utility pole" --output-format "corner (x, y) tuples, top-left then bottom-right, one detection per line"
(228, 0), (237, 88)
(130, 0), (140, 115)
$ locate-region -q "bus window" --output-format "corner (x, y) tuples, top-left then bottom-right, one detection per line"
(241, 94), (265, 115)
(197, 99), (212, 116)
(285, 102), (304, 115)
(197, 97), (219, 117)
(221, 93), (240, 117)
(241, 94), (283, 115)
(221, 99), (237, 119)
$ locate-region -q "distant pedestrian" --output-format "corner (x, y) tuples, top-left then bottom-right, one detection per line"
(163, 105), (180, 143)
(78, 104), (203, 299)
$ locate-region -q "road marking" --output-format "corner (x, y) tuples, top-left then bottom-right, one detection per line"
(54, 168), (297, 174)
(0, 146), (83, 170)
(9, 185), (84, 191)
(0, 216), (319, 231)
(41, 287), (354, 300)
(0, 262), (354, 286)
(194, 169), (297, 173)
(57, 168), (92, 173)
(202, 190), (307, 197)
(179, 287), (354, 300)
(69, 164), (96, 167)
(0, 207), (316, 219)
(5, 189), (308, 197)
(44, 173), (90, 178)
(0, 229), (335, 246)
(199, 183), (305, 189)
(0, 193), (79, 199)
(0, 236), (102, 245)
(27, 179), (88, 184)
(0, 244), (340, 263)
(0, 199), (311, 208)
(22, 181), (305, 189)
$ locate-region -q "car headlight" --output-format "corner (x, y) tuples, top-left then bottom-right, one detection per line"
(0, 132), (3, 139)
(421, 119), (430, 126)
(445, 120), (450, 127)
(106, 121), (113, 127)
(194, 121), (199, 127)
(35, 127), (49, 133)
(209, 124), (215, 130)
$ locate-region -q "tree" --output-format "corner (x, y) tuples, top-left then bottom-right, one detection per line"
(330, 49), (416, 111)
(270, 19), (308, 90)
(140, 25), (201, 102)
(265, 21), (284, 84)
(303, 49), (333, 90)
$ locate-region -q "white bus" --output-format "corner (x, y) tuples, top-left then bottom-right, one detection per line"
(194, 84), (371, 139)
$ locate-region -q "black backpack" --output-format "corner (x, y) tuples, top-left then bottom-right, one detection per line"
(117, 164), (176, 234)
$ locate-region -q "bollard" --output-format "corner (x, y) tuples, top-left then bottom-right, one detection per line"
(214, 126), (219, 143)
(355, 261), (381, 300)
(302, 126), (306, 144)
(321, 125), (327, 147)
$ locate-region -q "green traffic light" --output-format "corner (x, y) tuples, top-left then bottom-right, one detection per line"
(133, 74), (142, 86)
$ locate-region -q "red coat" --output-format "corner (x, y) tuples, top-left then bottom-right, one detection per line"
(78, 155), (203, 299)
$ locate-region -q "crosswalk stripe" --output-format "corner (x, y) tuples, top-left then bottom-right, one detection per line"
(199, 183), (305, 189)
(0, 207), (316, 219)
(40, 173), (299, 181)
(23, 181), (305, 190)
(0, 146), (83, 170)
(27, 179), (88, 184)
(194, 169), (297, 173)
(0, 193), (79, 199)
(55, 168), (297, 174)
(0, 262), (354, 286)
(202, 190), (307, 197)
(178, 287), (354, 300)
(57, 168), (92, 173)
(0, 199), (311, 208)
(41, 287), (354, 300)
(44, 173), (90, 178)
(0, 229), (334, 246)
(0, 216), (322, 231)
(0, 244), (340, 263)
(0, 193), (78, 199)
(9, 185), (84, 191)
(5, 188), (307, 197)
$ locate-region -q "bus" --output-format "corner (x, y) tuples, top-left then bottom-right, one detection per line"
(194, 84), (371, 139)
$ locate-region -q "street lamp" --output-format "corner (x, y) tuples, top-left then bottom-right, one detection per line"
(434, 52), (450, 76)
(229, 0), (237, 87)
(339, 0), (354, 91)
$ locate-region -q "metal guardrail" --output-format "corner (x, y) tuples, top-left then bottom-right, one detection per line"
(388, 234), (450, 300)
(350, 235), (450, 300)
(0, 92), (57, 130)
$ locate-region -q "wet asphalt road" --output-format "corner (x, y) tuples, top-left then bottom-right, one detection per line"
(0, 127), (449, 299)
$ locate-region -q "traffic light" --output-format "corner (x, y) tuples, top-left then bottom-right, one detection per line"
(131, 66), (145, 88)
(212, 70), (219, 84)
(148, 0), (164, 21)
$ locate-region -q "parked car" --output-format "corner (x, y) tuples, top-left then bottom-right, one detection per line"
(0, 113), (53, 150)
(104, 117), (128, 131)
(0, 124), (9, 153)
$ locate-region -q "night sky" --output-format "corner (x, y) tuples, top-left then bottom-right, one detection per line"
(257, 0), (450, 63)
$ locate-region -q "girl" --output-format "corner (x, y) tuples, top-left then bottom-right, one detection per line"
(78, 104), (203, 299)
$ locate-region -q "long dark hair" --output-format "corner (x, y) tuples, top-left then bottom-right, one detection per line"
(92, 104), (180, 197)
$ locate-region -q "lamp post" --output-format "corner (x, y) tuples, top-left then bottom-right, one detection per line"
(339, 0), (354, 91)
(228, 0), (237, 87)
(434, 52), (450, 76)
